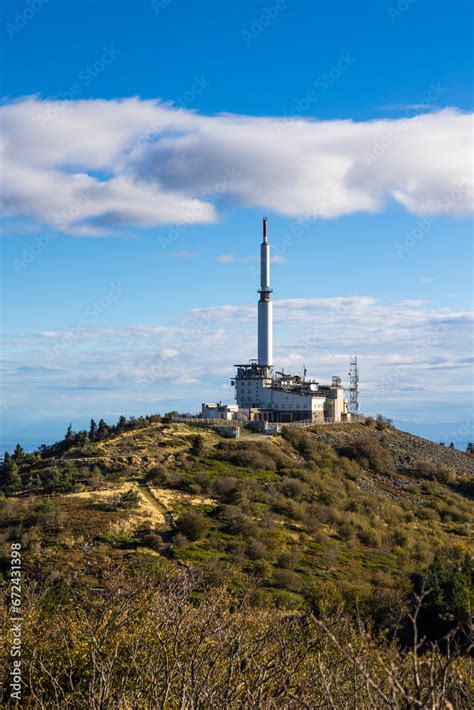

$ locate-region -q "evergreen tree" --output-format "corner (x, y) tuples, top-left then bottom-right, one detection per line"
(191, 434), (205, 456)
(12, 443), (25, 461)
(65, 424), (74, 444)
(117, 415), (127, 432)
(449, 441), (455, 449)
(1, 458), (21, 493)
(414, 549), (473, 645)
(27, 471), (41, 490)
(466, 442), (473, 454)
(89, 419), (98, 440)
(61, 463), (76, 492)
(97, 419), (109, 439)
(74, 430), (88, 446)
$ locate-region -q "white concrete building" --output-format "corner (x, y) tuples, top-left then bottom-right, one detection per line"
(201, 403), (240, 420)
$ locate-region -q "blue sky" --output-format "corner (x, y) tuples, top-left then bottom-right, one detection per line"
(1, 0), (473, 450)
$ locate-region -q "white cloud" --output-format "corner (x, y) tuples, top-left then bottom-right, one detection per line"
(1, 98), (472, 235)
(271, 255), (287, 264)
(3, 296), (472, 428)
(215, 253), (244, 264)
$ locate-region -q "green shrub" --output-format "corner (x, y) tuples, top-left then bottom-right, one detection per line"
(173, 510), (210, 541)
(142, 532), (163, 551)
(357, 526), (381, 548)
(251, 559), (272, 579)
(119, 489), (141, 508)
(270, 495), (306, 521)
(245, 539), (272, 561)
(190, 435), (205, 456)
(337, 519), (355, 542)
(276, 549), (301, 569)
(414, 461), (456, 485)
(212, 476), (241, 503)
(413, 549), (473, 643)
(219, 506), (255, 536)
(375, 414), (392, 431)
(213, 441), (287, 471)
(272, 568), (302, 592)
(344, 438), (395, 474)
(146, 465), (168, 485)
(277, 477), (310, 500)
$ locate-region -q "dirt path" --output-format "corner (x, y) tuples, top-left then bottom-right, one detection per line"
(65, 482), (216, 530)
(66, 482), (166, 526)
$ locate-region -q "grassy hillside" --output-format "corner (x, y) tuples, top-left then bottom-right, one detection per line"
(1, 416), (473, 706)
(1, 417), (472, 610)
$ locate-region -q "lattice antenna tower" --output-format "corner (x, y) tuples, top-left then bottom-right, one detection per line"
(348, 356), (359, 415)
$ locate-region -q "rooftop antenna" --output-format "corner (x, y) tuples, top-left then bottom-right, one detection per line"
(348, 356), (359, 416)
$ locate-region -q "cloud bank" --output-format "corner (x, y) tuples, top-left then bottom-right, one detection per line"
(2, 296), (473, 433)
(1, 98), (472, 235)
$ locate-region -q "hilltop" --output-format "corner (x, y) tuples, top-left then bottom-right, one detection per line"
(1, 415), (473, 707)
(1, 416), (472, 611)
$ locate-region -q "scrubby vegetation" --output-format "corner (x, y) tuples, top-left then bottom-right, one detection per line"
(0, 416), (472, 706)
(1, 565), (472, 708)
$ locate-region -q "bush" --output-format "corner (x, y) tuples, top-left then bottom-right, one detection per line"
(146, 465), (168, 485)
(245, 539), (272, 561)
(212, 476), (241, 503)
(190, 435), (205, 456)
(345, 438), (395, 474)
(357, 526), (381, 548)
(220, 506), (255, 536)
(173, 510), (210, 541)
(281, 428), (321, 462)
(414, 461), (456, 485)
(413, 549), (473, 645)
(337, 519), (354, 542)
(375, 414), (392, 431)
(171, 532), (189, 548)
(272, 568), (302, 593)
(306, 503), (335, 527)
(276, 549), (301, 569)
(213, 441), (287, 471)
(119, 490), (141, 508)
(251, 559), (272, 579)
(277, 477), (310, 500)
(142, 532), (163, 551)
(270, 495), (306, 521)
